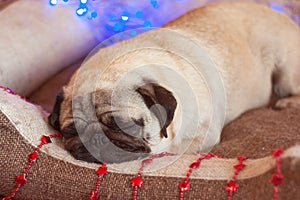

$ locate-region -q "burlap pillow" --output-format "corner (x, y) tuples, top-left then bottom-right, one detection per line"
(1, 89), (300, 200)
(0, 0), (98, 96)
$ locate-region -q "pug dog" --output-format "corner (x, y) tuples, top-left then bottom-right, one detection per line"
(49, 2), (300, 163)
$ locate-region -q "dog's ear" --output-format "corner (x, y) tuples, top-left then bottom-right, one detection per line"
(48, 90), (64, 131)
(136, 83), (177, 138)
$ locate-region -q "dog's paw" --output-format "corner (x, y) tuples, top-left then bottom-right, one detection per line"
(274, 96), (300, 110)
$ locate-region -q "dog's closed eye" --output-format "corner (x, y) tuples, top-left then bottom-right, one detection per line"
(99, 112), (145, 132)
(96, 111), (150, 153)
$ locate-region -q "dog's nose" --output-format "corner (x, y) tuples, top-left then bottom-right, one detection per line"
(61, 122), (78, 138)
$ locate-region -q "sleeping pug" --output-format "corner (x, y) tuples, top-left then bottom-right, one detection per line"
(48, 2), (300, 163)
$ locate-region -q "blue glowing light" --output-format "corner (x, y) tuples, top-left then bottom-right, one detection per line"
(151, 0), (160, 9)
(113, 23), (125, 32)
(91, 12), (98, 19)
(143, 20), (152, 28)
(49, 0), (299, 45)
(49, 0), (57, 6)
(270, 4), (286, 14)
(49, 0), (195, 43)
(76, 7), (88, 16)
(135, 11), (144, 18)
(49, 0), (172, 35)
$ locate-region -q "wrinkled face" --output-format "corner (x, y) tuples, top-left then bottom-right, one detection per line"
(48, 82), (177, 164)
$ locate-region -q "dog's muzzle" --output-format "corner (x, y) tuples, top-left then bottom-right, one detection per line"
(61, 119), (150, 164)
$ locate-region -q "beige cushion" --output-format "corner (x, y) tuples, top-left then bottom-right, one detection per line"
(0, 0), (98, 96)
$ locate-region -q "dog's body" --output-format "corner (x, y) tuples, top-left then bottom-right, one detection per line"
(49, 2), (300, 163)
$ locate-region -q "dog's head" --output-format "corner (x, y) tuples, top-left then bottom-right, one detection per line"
(48, 81), (177, 164)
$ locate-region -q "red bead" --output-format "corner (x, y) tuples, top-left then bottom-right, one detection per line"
(49, 132), (63, 138)
(190, 162), (200, 169)
(90, 191), (99, 200)
(204, 154), (213, 159)
(234, 163), (246, 171)
(41, 136), (51, 144)
(179, 181), (190, 193)
(179, 193), (184, 198)
(237, 156), (247, 162)
(226, 181), (239, 193)
(270, 174), (284, 186)
(96, 166), (108, 176)
(145, 159), (153, 164)
(16, 174), (27, 186)
(5, 88), (14, 94)
(2, 196), (12, 200)
(29, 152), (39, 162)
(186, 173), (191, 178)
(273, 149), (284, 158)
(132, 177), (144, 188)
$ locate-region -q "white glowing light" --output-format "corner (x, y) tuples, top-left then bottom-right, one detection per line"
(121, 15), (129, 21)
(76, 8), (87, 16)
(80, 0), (88, 4)
(50, 0), (57, 5)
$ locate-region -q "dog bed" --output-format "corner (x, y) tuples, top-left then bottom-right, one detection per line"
(1, 86), (300, 199)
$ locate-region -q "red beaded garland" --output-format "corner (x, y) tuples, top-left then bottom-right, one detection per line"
(1, 86), (63, 199)
(0, 86), (27, 101)
(90, 163), (108, 200)
(131, 152), (174, 200)
(132, 176), (145, 188)
(3, 133), (62, 200)
(270, 148), (284, 199)
(96, 165), (108, 176)
(179, 181), (190, 193)
(226, 181), (238, 193)
(41, 135), (52, 144)
(28, 152), (39, 162)
(227, 156), (247, 199)
(179, 153), (223, 199)
(15, 175), (27, 186)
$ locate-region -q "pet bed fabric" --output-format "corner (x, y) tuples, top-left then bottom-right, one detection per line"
(0, 89), (300, 199)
